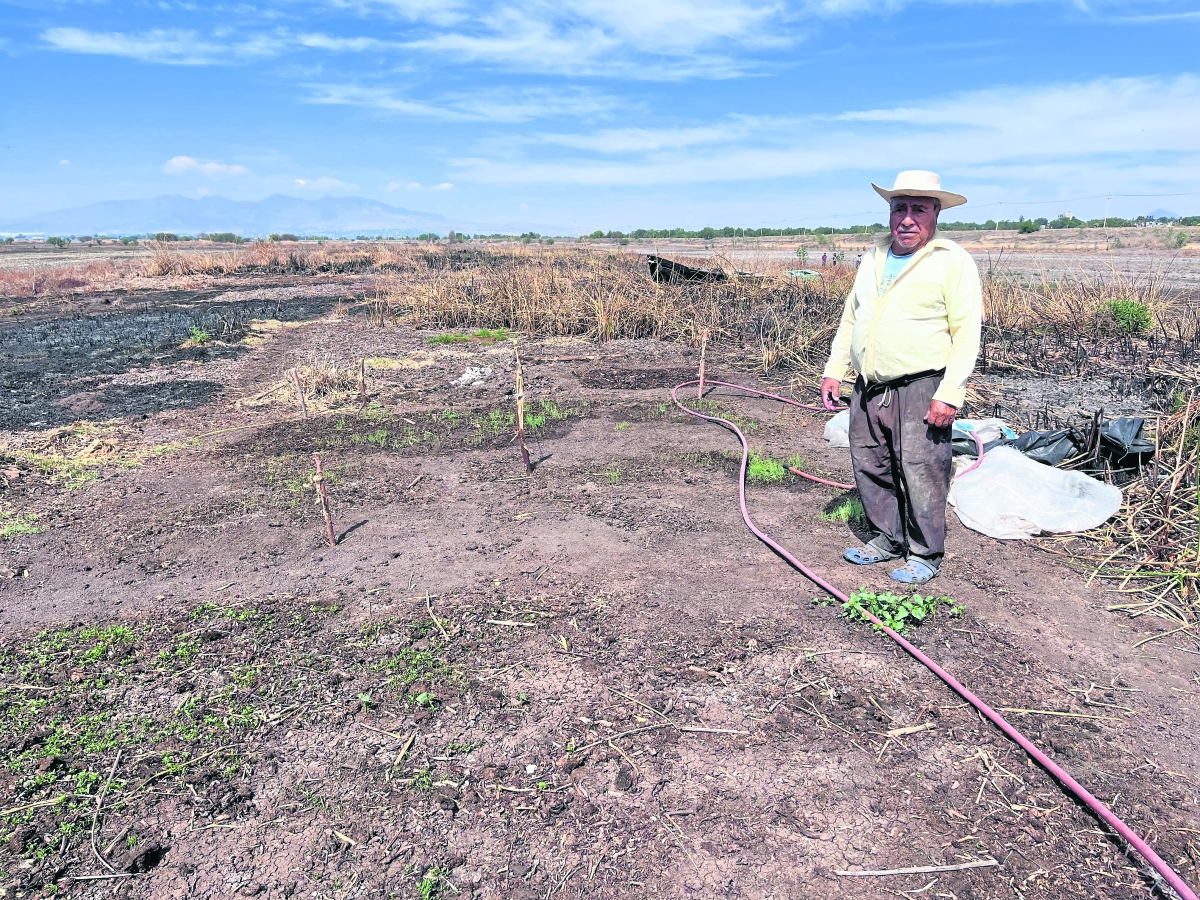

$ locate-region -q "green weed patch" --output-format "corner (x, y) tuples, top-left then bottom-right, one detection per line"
(821, 498), (865, 525)
(428, 328), (510, 345)
(747, 452), (785, 484)
(0, 509), (43, 539)
(818, 587), (963, 635)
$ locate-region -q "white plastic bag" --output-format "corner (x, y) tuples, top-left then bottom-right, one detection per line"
(954, 418), (1017, 444)
(947, 446), (1122, 539)
(452, 366), (493, 387)
(824, 408), (850, 448)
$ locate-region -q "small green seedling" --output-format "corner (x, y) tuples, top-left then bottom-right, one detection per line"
(747, 452), (785, 484)
(418, 869), (443, 900)
(821, 498), (865, 524)
(188, 325), (211, 345)
(820, 587), (963, 635)
(415, 692), (437, 708)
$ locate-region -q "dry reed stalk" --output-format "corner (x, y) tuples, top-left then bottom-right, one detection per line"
(312, 453), (337, 547)
(289, 368), (308, 419)
(513, 340), (531, 476)
(698, 329), (709, 399)
(358, 358), (367, 410)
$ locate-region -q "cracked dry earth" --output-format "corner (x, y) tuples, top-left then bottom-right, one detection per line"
(1, 284), (1198, 900)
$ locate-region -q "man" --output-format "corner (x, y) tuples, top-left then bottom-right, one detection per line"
(820, 171), (982, 585)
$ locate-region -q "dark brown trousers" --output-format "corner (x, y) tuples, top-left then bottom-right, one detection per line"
(848, 372), (953, 564)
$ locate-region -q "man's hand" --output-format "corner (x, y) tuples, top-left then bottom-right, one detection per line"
(924, 399), (956, 429)
(821, 377), (844, 411)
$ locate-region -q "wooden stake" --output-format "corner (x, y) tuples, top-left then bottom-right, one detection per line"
(513, 340), (532, 476)
(289, 368), (309, 419)
(697, 329), (709, 400)
(358, 358), (368, 410)
(313, 453), (337, 547)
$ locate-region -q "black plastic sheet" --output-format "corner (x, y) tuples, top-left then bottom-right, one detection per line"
(981, 417), (1154, 468)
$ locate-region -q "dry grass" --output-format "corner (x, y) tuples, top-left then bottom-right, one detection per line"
(239, 353), (364, 412)
(134, 241), (855, 376)
(373, 246), (855, 373)
(0, 259), (130, 299)
(0, 423), (184, 490)
(1048, 395), (1200, 645)
(140, 240), (416, 277)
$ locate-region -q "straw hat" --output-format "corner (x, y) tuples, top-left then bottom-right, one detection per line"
(871, 170), (967, 209)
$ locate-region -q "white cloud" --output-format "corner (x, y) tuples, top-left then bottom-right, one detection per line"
(341, 0), (468, 27)
(569, 0), (786, 54)
(59, 159), (69, 165)
(43, 27), (283, 65)
(304, 84), (620, 123)
(536, 120), (764, 154)
(164, 156), (251, 176)
(305, 85), (455, 118)
(448, 75), (1200, 199)
(390, 181), (453, 191)
(295, 176), (360, 191)
(398, 5), (756, 78)
(296, 33), (396, 51)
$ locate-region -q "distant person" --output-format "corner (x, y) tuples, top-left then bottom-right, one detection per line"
(820, 171), (982, 585)
(821, 252), (828, 266)
(855, 253), (863, 267)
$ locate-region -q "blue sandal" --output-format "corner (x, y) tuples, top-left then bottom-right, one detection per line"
(889, 558), (940, 585)
(843, 538), (902, 566)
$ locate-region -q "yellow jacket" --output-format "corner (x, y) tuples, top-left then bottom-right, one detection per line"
(821, 234), (982, 408)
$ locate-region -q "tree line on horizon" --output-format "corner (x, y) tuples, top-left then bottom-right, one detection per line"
(588, 213), (1199, 241)
(10, 213), (1197, 249)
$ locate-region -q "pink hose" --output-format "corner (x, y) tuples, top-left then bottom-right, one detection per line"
(789, 467), (854, 489)
(672, 379), (1197, 900)
(694, 379), (986, 486)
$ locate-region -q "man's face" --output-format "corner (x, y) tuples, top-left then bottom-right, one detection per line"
(889, 196), (940, 255)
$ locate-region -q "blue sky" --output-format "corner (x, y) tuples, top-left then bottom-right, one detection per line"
(1, 0), (1199, 231)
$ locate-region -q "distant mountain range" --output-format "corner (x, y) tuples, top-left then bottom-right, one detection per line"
(0, 194), (570, 238)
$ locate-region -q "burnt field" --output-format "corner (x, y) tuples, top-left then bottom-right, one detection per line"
(0, 243), (1198, 900)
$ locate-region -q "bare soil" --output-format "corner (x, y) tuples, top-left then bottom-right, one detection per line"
(1, 281), (1198, 900)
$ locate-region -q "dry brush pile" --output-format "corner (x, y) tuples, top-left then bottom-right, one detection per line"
(1049, 395), (1200, 646)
